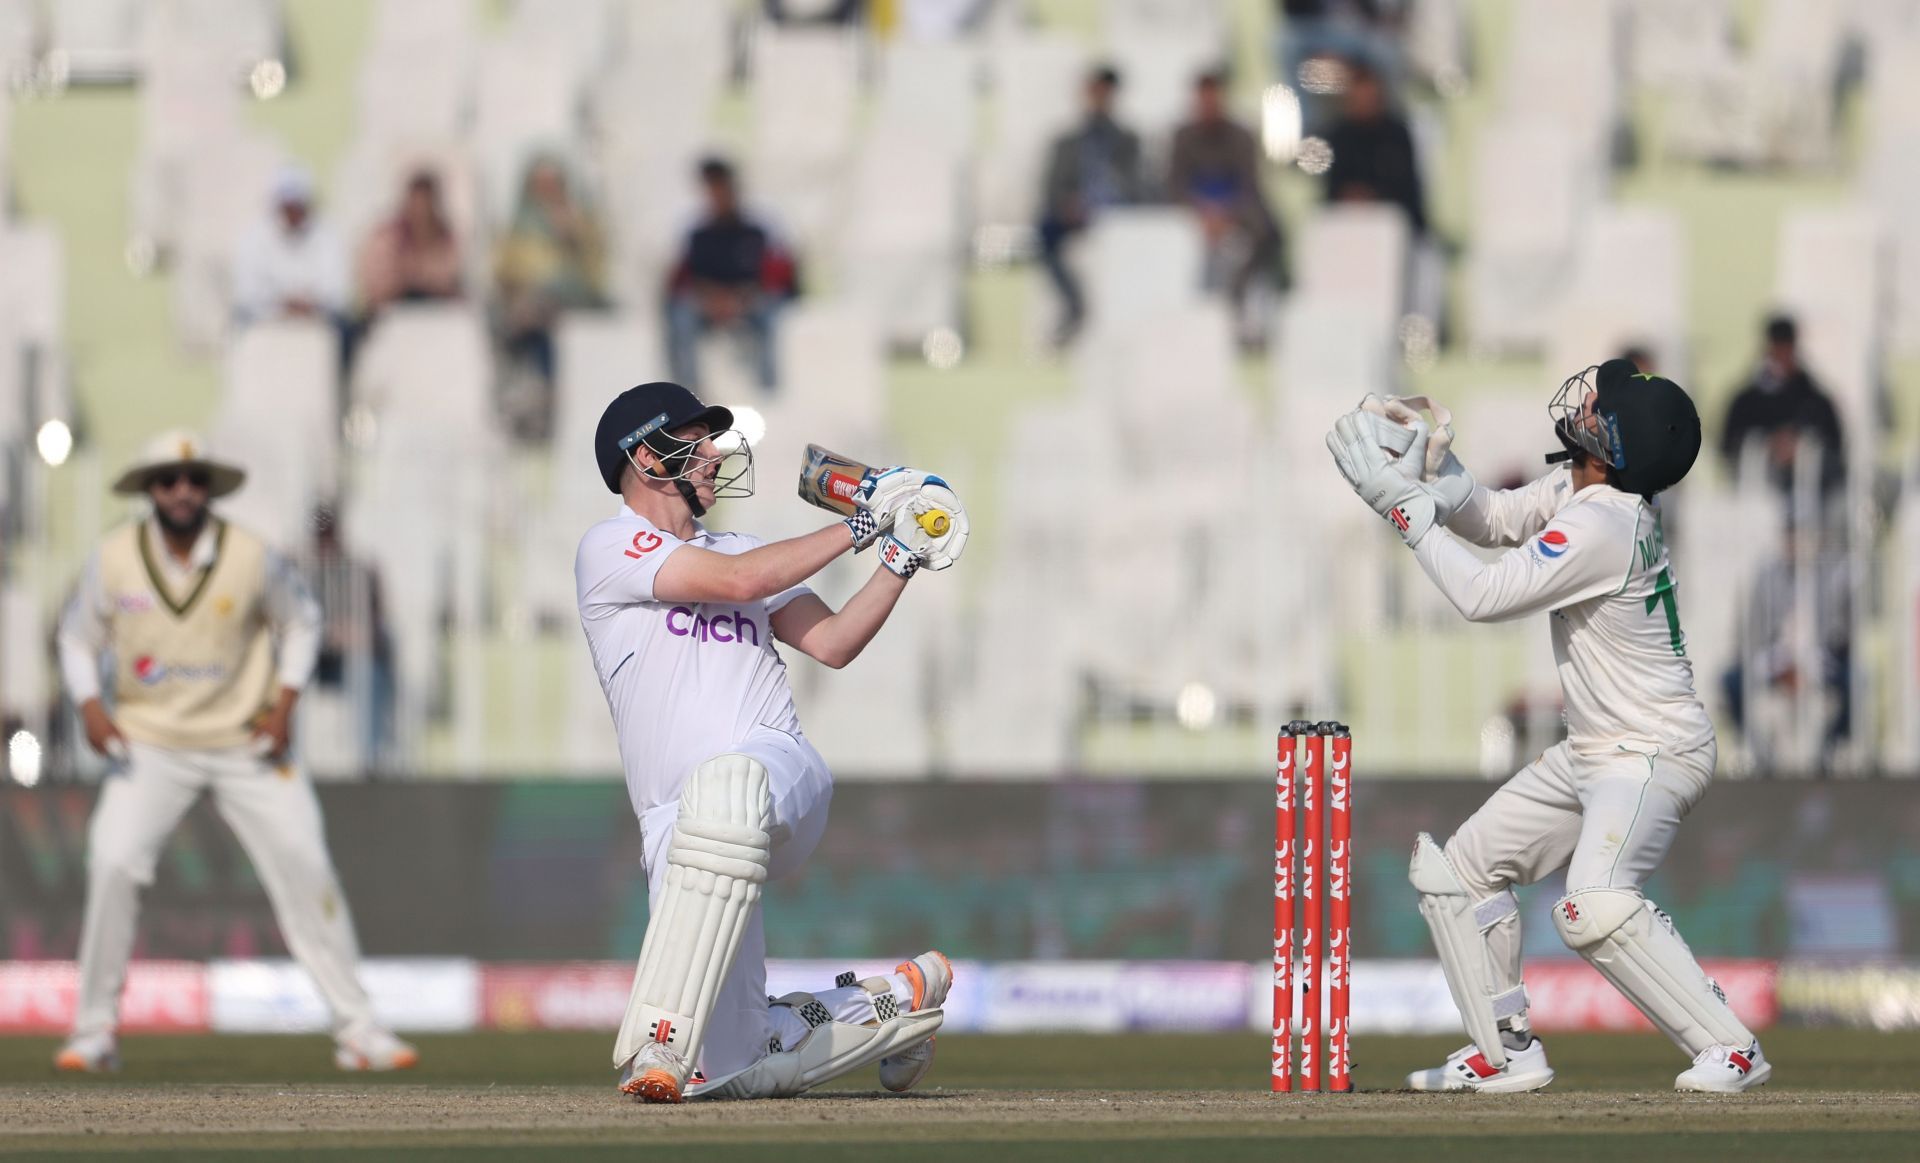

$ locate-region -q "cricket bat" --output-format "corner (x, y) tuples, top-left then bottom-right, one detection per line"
(797, 444), (951, 537)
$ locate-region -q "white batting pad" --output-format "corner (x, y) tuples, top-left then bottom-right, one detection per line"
(1409, 832), (1528, 1069)
(689, 987), (945, 1100)
(614, 755), (774, 1073)
(1553, 886), (1754, 1056)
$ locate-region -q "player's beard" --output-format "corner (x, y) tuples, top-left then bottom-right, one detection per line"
(154, 499), (210, 540)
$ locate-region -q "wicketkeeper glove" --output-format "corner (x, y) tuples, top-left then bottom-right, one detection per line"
(1358, 394), (1477, 522)
(1327, 410), (1441, 547)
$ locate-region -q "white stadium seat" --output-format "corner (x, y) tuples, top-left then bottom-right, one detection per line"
(1774, 208), (1887, 460)
(1466, 117), (1600, 353)
(170, 132), (284, 352)
(874, 38), (980, 154)
(839, 131), (967, 348)
(209, 320), (340, 551)
(472, 36), (585, 224)
(974, 30), (1087, 230)
(1102, 0), (1226, 146)
(0, 0), (37, 89)
(750, 27), (862, 253)
(1548, 205), (1691, 380)
(356, 45), (473, 147)
(128, 42), (244, 256)
(1081, 207), (1205, 336)
(1295, 204), (1411, 343)
(49, 0), (144, 82)
(0, 222), (63, 346)
(1503, 0), (1623, 164)
(774, 301), (890, 433)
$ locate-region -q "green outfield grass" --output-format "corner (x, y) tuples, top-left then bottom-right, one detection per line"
(1, 1030), (1916, 1160)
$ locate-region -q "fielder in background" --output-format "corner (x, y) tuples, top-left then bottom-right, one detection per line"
(53, 431), (417, 1074)
(575, 382), (967, 1103)
(1327, 360), (1769, 1094)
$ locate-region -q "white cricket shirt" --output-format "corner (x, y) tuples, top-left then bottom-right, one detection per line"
(1414, 465), (1715, 754)
(574, 507), (813, 816)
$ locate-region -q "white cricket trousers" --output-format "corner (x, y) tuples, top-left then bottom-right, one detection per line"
(1441, 737), (1718, 1011)
(73, 741), (376, 1039)
(635, 726), (833, 1081)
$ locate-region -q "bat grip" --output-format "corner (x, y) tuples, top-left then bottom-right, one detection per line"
(916, 510), (950, 537)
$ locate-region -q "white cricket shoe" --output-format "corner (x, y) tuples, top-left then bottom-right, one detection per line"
(334, 1024), (420, 1072)
(620, 1041), (691, 1104)
(878, 950), (952, 1093)
(1675, 1042), (1770, 1093)
(1406, 1038), (1555, 1093)
(53, 1032), (120, 1074)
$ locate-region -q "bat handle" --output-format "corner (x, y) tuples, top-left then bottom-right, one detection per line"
(917, 510), (951, 538)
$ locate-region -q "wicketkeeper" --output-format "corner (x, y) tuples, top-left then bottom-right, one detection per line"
(575, 382), (968, 1102)
(1327, 359), (1769, 1093)
(54, 430), (416, 1073)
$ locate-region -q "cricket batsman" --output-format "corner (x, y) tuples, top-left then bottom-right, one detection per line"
(575, 382), (966, 1102)
(53, 430), (417, 1073)
(1326, 359), (1769, 1093)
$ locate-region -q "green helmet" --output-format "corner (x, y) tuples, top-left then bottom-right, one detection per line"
(1548, 358), (1702, 497)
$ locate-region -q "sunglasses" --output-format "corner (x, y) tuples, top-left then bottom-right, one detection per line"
(151, 469), (212, 491)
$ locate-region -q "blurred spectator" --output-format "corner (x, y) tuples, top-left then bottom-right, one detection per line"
(303, 506), (395, 767)
(1168, 70), (1285, 347)
(1621, 344), (1656, 374)
(1038, 65), (1148, 347)
(356, 171), (463, 315)
(1721, 537), (1853, 770)
(1276, 0), (1403, 132)
(665, 157), (799, 392)
(1720, 314), (1846, 498)
(1320, 57), (1426, 238)
(495, 154), (609, 438)
(231, 165), (350, 331)
(764, 0), (862, 23)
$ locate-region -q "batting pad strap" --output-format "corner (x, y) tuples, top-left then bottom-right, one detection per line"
(1473, 890), (1518, 931)
(1491, 984), (1529, 1020)
(670, 816), (774, 882)
(1553, 887), (1755, 1056)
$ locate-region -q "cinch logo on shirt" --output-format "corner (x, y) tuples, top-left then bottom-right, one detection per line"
(115, 592), (155, 613)
(131, 656), (229, 684)
(665, 606), (761, 647)
(1534, 530), (1570, 559)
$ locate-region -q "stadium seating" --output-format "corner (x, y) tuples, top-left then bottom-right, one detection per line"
(1773, 208), (1886, 459)
(840, 131), (967, 349)
(9, 0), (1920, 780)
(973, 29), (1087, 234)
(129, 39), (245, 258)
(1547, 205), (1690, 381)
(169, 131), (283, 352)
(1102, 0), (1225, 146)
(874, 37), (980, 151)
(473, 37), (586, 225)
(750, 27), (862, 254)
(209, 321), (339, 551)
(0, 3), (32, 92)
(1466, 117), (1601, 353)
(1295, 204), (1411, 347)
(1502, 0), (1624, 165)
(47, 0), (143, 83)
